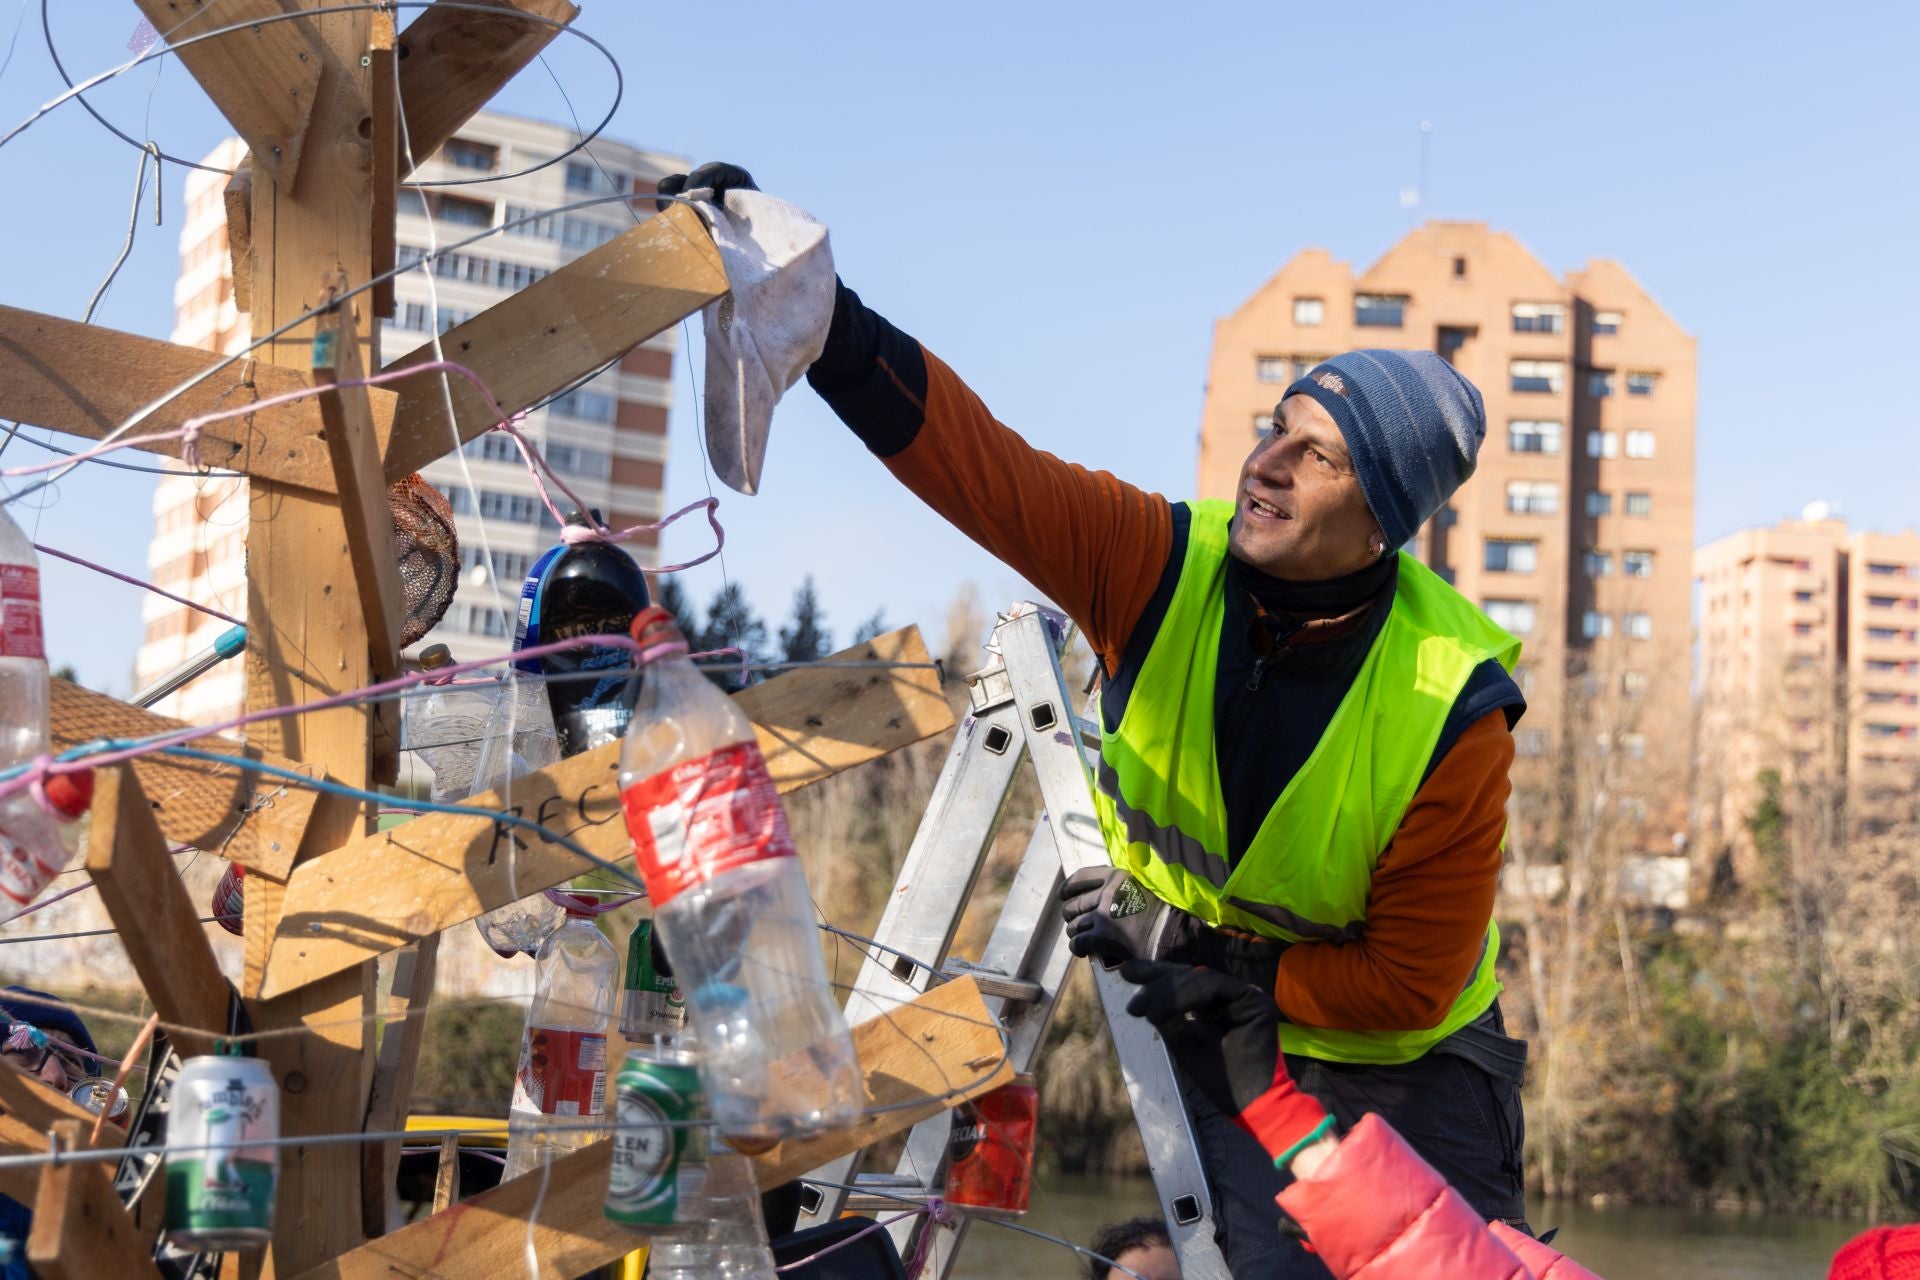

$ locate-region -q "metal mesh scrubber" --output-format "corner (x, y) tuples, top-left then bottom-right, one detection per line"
(390, 473), (458, 646)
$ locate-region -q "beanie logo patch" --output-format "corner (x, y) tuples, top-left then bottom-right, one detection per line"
(1312, 370), (1348, 396)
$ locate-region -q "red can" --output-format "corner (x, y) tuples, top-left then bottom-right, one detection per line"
(946, 1076), (1037, 1217)
(211, 863), (245, 937)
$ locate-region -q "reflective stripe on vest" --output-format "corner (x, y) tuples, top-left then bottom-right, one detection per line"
(1091, 499), (1521, 1065)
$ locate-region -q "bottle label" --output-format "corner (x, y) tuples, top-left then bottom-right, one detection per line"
(0, 833), (47, 905)
(0, 564), (44, 660)
(511, 1027), (607, 1117)
(621, 742), (796, 907)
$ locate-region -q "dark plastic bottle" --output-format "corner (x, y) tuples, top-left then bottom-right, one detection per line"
(529, 510), (653, 757)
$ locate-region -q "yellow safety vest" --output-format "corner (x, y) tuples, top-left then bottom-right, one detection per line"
(1091, 499), (1520, 1064)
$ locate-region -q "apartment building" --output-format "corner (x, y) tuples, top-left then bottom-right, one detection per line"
(1197, 223), (1697, 815)
(133, 114), (687, 721)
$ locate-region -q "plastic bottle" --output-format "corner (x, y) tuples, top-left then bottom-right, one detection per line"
(470, 676), (564, 956)
(404, 645), (495, 803)
(0, 509), (93, 914)
(618, 606), (863, 1151)
(645, 1150), (777, 1280)
(523, 511), (651, 758)
(501, 908), (617, 1181)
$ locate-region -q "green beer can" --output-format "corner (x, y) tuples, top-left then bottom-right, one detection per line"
(165, 1052), (279, 1250)
(605, 1049), (705, 1229)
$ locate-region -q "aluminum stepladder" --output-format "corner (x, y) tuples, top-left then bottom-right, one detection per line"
(794, 603), (1230, 1279)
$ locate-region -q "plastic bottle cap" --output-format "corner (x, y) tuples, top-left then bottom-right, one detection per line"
(43, 768), (93, 819)
(419, 644), (453, 670)
(629, 605), (683, 648)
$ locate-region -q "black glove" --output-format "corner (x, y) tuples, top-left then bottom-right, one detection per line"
(656, 161), (759, 212)
(1059, 866), (1162, 965)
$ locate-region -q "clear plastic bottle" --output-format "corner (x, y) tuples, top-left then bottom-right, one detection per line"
(0, 508), (92, 915)
(501, 908), (617, 1181)
(645, 1151), (777, 1280)
(618, 606), (863, 1151)
(470, 675), (564, 956)
(404, 645), (495, 803)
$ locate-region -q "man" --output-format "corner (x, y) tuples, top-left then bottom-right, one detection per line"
(661, 165), (1530, 1276)
(0, 988), (102, 1280)
(1087, 1216), (1183, 1280)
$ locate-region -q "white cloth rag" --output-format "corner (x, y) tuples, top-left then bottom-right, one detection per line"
(684, 187), (836, 496)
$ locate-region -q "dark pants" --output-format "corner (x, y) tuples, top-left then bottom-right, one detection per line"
(1180, 1005), (1530, 1279)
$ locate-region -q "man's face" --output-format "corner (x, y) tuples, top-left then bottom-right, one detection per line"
(1228, 395), (1381, 582)
(2, 1032), (79, 1091)
(1110, 1242), (1182, 1280)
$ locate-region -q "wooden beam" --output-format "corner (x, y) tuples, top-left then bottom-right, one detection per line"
(291, 977), (1010, 1280)
(368, 15), (398, 319)
(0, 1063), (101, 1135)
(25, 1120), (165, 1279)
(314, 294), (405, 782)
(50, 677), (319, 878)
(395, 0), (579, 170)
(360, 935), (440, 1238)
(132, 0), (323, 186)
(224, 157), (254, 314)
(257, 626), (952, 999)
(379, 202), (725, 479)
(85, 765), (234, 1059)
(0, 305), (398, 494)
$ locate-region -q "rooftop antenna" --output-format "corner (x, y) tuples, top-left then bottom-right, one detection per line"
(1400, 120), (1433, 224)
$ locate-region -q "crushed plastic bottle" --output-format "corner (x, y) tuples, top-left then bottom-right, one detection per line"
(0, 507), (93, 915)
(618, 606), (863, 1151)
(469, 674), (564, 956)
(501, 907), (617, 1181)
(404, 645), (495, 804)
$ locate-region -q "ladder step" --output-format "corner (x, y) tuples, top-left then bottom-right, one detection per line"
(941, 959), (1045, 1004)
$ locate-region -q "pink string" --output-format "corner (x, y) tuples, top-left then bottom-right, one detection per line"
(902, 1196), (956, 1279)
(34, 541), (243, 627)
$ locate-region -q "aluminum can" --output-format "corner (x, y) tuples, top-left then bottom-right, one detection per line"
(165, 1053), (278, 1249)
(946, 1076), (1038, 1217)
(619, 917), (687, 1042)
(604, 1050), (704, 1229)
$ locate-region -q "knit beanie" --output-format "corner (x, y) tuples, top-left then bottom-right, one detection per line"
(1283, 350), (1486, 551)
(0, 985), (97, 1059)
(1831, 1226), (1920, 1280)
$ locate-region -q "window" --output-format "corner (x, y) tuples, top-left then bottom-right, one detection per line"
(469, 607), (509, 638)
(1506, 480), (1559, 515)
(1483, 599), (1536, 635)
(1625, 492), (1652, 517)
(1485, 539), (1538, 573)
(1795, 623), (1815, 636)
(462, 546), (534, 583)
(396, 189), (426, 216)
(1508, 420), (1563, 454)
(1252, 411), (1274, 437)
(1868, 595), (1903, 608)
(565, 161), (627, 194)
(478, 491), (538, 523)
(1587, 370), (1615, 398)
(1622, 670), (1649, 698)
(549, 387), (618, 424)
(495, 260), (549, 291)
(1625, 430), (1656, 459)
(1355, 294), (1407, 327)
(1592, 310), (1623, 336)
(1867, 627), (1908, 641)
(1626, 371), (1659, 396)
(1584, 550), (1612, 577)
(1624, 611), (1653, 639)
(1293, 297), (1324, 326)
(1868, 562), (1915, 578)
(1865, 723), (1910, 738)
(1622, 550), (1655, 578)
(1865, 659), (1911, 674)
(1510, 302), (1566, 334)
(544, 443), (612, 479)
(1586, 490), (1613, 517)
(1256, 357), (1292, 383)
(1586, 431), (1618, 459)
(1582, 610), (1613, 638)
(438, 486), (472, 515)
(463, 434), (520, 464)
(1796, 590), (1817, 603)
(1510, 360), (1564, 394)
(435, 195), (494, 228)
(442, 138), (496, 171)
(1452, 256), (1468, 278)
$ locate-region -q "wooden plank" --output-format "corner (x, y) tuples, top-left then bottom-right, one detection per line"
(379, 202), (725, 479)
(361, 935), (440, 1238)
(85, 765), (234, 1059)
(292, 977), (1009, 1280)
(314, 294), (405, 782)
(257, 626), (952, 999)
(224, 157), (254, 314)
(368, 14), (398, 319)
(241, 9), (381, 1272)
(0, 1063), (100, 1135)
(0, 304), (398, 494)
(132, 0), (323, 186)
(25, 1120), (165, 1279)
(0, 1114), (52, 1201)
(395, 0), (579, 170)
(51, 677), (319, 878)
(430, 1134), (460, 1215)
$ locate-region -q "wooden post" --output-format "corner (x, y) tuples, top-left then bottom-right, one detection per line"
(24, 1121), (164, 1279)
(359, 935), (440, 1237)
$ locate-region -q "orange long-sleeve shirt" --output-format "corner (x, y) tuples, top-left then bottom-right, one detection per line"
(809, 294), (1514, 1033)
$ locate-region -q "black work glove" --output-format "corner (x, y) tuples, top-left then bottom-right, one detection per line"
(655, 161), (759, 212)
(1059, 866), (1162, 965)
(1120, 960), (1329, 1159)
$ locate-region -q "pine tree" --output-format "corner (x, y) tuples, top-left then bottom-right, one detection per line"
(852, 610), (889, 644)
(778, 577), (832, 666)
(654, 575), (697, 634)
(696, 582), (771, 690)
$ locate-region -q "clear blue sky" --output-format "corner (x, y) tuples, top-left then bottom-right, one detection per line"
(1, 1), (1915, 695)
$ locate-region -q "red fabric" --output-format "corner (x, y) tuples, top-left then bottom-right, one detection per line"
(1831, 1227), (1920, 1280)
(1275, 1113), (1528, 1280)
(1237, 1071), (1329, 1159)
(1488, 1221), (1603, 1279)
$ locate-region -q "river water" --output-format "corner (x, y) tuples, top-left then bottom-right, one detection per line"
(950, 1174), (1865, 1278)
